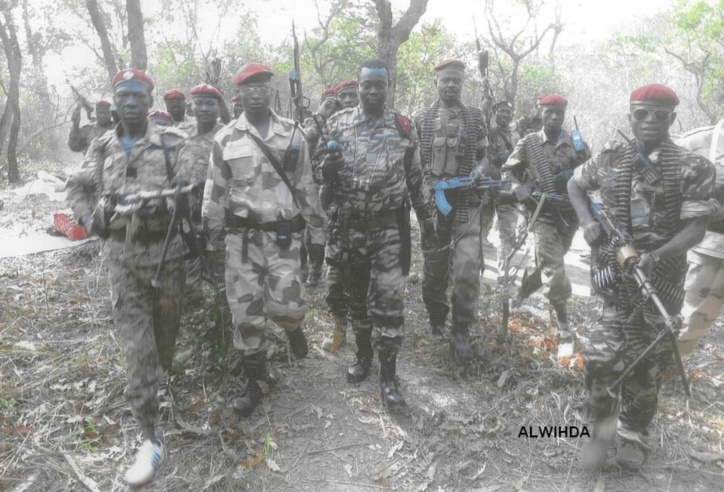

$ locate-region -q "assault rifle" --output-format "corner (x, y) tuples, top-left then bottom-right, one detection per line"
(69, 82), (94, 121)
(589, 199), (691, 397)
(288, 22), (309, 123)
(498, 189), (570, 207)
(616, 130), (662, 185)
(433, 177), (510, 215)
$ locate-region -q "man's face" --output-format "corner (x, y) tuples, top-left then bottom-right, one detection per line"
(114, 85), (151, 128)
(495, 107), (513, 128)
(435, 69), (463, 105)
(96, 106), (112, 127)
(238, 82), (272, 115)
(337, 89), (359, 109)
(165, 98), (186, 121)
(192, 96), (220, 125)
(628, 102), (675, 145)
(358, 68), (388, 113)
(540, 106), (565, 134)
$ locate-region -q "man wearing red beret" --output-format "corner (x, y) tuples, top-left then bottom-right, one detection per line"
(163, 89), (188, 125)
(501, 93), (591, 359)
(335, 80), (359, 109)
(68, 99), (114, 155)
(148, 109), (174, 127)
(204, 63), (327, 417)
(414, 58), (489, 359)
(231, 94), (243, 119)
(177, 84), (226, 305)
(568, 84), (717, 470)
(66, 68), (189, 486)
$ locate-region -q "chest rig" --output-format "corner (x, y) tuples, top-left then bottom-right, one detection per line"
(593, 139), (686, 311)
(420, 101), (483, 223)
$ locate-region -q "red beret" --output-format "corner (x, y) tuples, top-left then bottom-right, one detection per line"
(163, 89), (185, 101)
(435, 59), (465, 72)
(148, 110), (173, 122)
(112, 68), (154, 91)
(321, 88), (337, 99)
(537, 94), (568, 107)
(334, 80), (357, 93)
(233, 63), (274, 86)
(95, 100), (111, 108)
(190, 84), (224, 100)
(231, 94), (241, 102)
(630, 83), (679, 106)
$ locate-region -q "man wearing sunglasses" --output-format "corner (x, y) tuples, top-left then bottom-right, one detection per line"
(568, 84), (717, 471)
(502, 94), (591, 358)
(203, 63), (327, 418)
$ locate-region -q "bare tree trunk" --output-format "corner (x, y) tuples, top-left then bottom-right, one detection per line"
(126, 0), (147, 70)
(664, 49), (717, 125)
(372, 0), (428, 108)
(0, 6), (23, 183)
(86, 0), (118, 81)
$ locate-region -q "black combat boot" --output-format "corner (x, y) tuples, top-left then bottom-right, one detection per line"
(450, 324), (472, 360)
(232, 353), (269, 417)
(378, 340), (406, 409)
(306, 244), (325, 287)
(347, 332), (373, 383)
(286, 327), (309, 359)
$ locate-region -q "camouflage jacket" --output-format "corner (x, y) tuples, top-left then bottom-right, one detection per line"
(68, 122), (113, 155)
(203, 109), (327, 248)
(572, 137), (717, 251)
(65, 122), (188, 266)
(177, 122), (224, 221)
(322, 106), (433, 222)
(488, 124), (520, 170)
(502, 128), (591, 193)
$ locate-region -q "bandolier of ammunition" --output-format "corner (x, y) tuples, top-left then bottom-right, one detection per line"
(593, 139), (686, 313)
(420, 101), (483, 223)
(524, 133), (557, 194)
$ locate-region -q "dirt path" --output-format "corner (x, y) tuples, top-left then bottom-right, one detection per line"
(1, 190), (723, 492)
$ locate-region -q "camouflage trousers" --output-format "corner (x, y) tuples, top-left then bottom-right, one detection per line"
(679, 250), (724, 355)
(583, 296), (674, 435)
(422, 205), (484, 329)
(108, 255), (185, 431)
(225, 229), (307, 356)
(325, 263), (348, 319)
(481, 202), (519, 282)
(327, 219), (404, 346)
(518, 211), (577, 305)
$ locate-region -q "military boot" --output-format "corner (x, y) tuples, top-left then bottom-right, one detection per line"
(286, 327), (309, 359)
(347, 331), (373, 383)
(579, 380), (619, 472)
(615, 433), (647, 471)
(450, 324), (472, 360)
(322, 315), (347, 353)
(378, 340), (406, 409)
(553, 303), (575, 358)
(232, 353), (269, 417)
(306, 244), (325, 287)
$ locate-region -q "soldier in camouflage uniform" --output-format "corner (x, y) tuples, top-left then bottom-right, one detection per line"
(176, 84), (226, 304)
(148, 109), (174, 127)
(203, 63), (326, 417)
(68, 100), (114, 155)
(487, 100), (521, 286)
(320, 80), (359, 352)
(66, 69), (187, 486)
(568, 84), (716, 471)
(415, 59), (489, 358)
(321, 59), (434, 408)
(164, 89), (191, 126)
(501, 94), (591, 358)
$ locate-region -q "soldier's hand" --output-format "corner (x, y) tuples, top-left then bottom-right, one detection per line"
(637, 252), (658, 277)
(582, 220), (602, 246)
(317, 98), (338, 119)
(72, 103), (82, 125)
(321, 150), (345, 182)
(513, 185), (531, 202)
(469, 165), (485, 184)
(420, 219), (438, 252)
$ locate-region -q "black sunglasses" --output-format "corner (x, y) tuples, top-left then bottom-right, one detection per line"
(632, 108), (672, 122)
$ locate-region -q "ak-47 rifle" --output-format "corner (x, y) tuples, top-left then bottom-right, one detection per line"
(289, 22), (309, 124)
(589, 199), (691, 397)
(69, 83), (94, 121)
(433, 177), (510, 215)
(616, 129), (662, 185)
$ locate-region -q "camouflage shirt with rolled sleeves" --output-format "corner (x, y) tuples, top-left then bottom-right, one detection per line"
(68, 122), (112, 155)
(572, 138), (718, 248)
(65, 122), (188, 266)
(413, 103), (488, 179)
(203, 109), (327, 248)
(322, 107), (433, 221)
(502, 128), (591, 191)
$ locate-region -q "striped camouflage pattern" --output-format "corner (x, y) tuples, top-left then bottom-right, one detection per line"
(66, 122), (188, 432)
(224, 230), (307, 354)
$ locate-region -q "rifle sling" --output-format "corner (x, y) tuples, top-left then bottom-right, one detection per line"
(245, 131), (300, 208)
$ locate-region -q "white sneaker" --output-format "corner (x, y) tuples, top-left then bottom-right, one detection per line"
(124, 439), (165, 486)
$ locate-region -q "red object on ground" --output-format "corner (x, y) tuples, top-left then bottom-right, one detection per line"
(53, 213), (87, 241)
